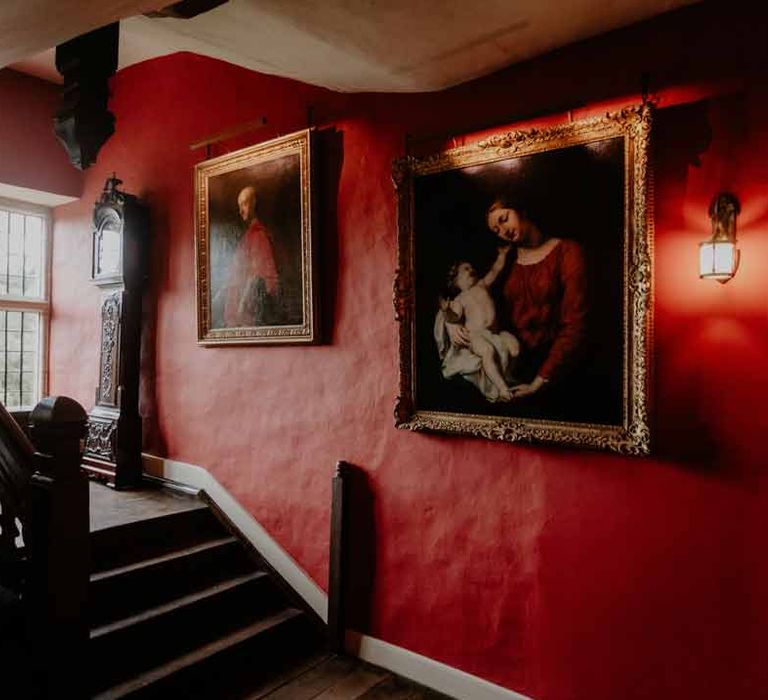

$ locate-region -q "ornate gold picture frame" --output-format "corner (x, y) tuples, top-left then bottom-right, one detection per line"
(195, 129), (317, 345)
(393, 105), (652, 454)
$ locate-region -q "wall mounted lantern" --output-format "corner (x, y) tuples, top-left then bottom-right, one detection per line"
(699, 193), (741, 283)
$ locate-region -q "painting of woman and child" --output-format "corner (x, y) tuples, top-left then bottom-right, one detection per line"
(395, 107), (652, 453)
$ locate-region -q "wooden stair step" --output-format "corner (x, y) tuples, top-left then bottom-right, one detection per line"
(89, 535), (251, 626)
(92, 571), (269, 640)
(90, 570), (287, 692)
(90, 508), (227, 573)
(86, 492), (327, 698)
(92, 607), (309, 700)
(91, 535), (240, 582)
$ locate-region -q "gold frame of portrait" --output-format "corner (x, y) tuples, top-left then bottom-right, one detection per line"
(393, 105), (653, 455)
(194, 128), (318, 345)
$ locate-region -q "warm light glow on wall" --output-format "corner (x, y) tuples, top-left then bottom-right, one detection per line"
(699, 193), (740, 283)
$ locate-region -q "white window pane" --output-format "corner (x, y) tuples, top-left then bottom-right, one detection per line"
(25, 216), (42, 247)
(7, 330), (20, 351)
(7, 352), (20, 372)
(0, 310), (41, 408)
(0, 206), (48, 302)
(8, 275), (22, 296)
(9, 214), (23, 253)
(22, 215), (43, 298)
(21, 372), (35, 393)
(0, 203), (47, 409)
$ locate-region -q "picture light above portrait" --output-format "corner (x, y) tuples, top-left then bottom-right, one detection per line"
(699, 193), (741, 283)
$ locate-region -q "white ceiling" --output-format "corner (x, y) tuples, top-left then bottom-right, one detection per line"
(5, 0), (697, 93)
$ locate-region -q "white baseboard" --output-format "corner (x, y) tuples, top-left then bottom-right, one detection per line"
(142, 454), (534, 700)
(141, 453), (327, 621)
(346, 631), (533, 700)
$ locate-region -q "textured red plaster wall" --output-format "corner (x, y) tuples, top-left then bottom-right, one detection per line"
(49, 5), (768, 699)
(0, 69), (82, 197)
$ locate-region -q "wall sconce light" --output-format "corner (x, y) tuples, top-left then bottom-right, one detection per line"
(699, 193), (741, 283)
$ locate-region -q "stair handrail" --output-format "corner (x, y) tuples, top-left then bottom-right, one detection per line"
(0, 401), (35, 576)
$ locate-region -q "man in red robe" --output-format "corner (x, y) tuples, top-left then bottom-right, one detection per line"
(223, 186), (279, 327)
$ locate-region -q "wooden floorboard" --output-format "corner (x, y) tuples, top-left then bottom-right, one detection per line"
(312, 663), (390, 699)
(233, 651), (332, 700)
(226, 651), (331, 700)
(261, 655), (361, 700)
(357, 675), (454, 700)
(356, 676), (425, 700)
(259, 654), (451, 700)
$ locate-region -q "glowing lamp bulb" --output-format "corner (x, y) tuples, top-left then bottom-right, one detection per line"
(699, 240), (739, 282)
(699, 193), (741, 284)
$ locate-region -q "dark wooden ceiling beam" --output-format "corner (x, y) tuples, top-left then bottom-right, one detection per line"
(145, 0), (228, 19)
(53, 23), (119, 170)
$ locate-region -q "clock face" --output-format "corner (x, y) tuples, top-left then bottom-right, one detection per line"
(93, 210), (122, 280)
(98, 224), (121, 276)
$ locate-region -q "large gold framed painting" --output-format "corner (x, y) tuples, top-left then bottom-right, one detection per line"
(393, 105), (653, 454)
(195, 129), (317, 345)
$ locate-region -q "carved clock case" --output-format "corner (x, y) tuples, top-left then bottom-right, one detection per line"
(83, 176), (149, 488)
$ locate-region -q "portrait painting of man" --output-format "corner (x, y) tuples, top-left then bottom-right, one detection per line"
(195, 129), (317, 345)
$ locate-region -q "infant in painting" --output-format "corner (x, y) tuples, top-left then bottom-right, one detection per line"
(441, 245), (520, 401)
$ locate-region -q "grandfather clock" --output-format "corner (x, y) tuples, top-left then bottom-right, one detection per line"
(83, 175), (149, 488)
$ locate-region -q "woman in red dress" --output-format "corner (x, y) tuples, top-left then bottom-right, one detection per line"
(446, 196), (588, 401)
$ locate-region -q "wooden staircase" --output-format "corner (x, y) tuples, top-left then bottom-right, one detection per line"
(88, 496), (324, 699)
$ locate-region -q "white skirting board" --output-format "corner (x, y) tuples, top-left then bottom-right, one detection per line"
(141, 454), (534, 700)
(347, 631), (534, 700)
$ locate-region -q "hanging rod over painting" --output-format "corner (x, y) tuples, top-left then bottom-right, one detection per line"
(189, 116), (268, 152)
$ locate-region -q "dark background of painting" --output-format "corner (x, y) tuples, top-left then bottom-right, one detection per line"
(414, 137), (625, 426)
(207, 151), (304, 328)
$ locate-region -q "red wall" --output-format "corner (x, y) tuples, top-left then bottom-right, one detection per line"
(0, 69), (82, 197)
(49, 4), (768, 699)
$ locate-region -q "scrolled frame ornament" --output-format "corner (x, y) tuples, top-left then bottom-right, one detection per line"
(393, 104), (653, 455)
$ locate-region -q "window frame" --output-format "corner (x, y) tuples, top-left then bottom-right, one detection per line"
(0, 196), (52, 411)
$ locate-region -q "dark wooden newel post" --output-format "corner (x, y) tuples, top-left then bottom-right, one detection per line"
(328, 460), (349, 653)
(27, 396), (89, 699)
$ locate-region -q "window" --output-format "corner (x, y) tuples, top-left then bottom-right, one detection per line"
(0, 198), (50, 411)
